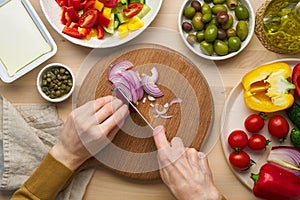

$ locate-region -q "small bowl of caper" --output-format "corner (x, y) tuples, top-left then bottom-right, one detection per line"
(37, 63), (75, 103)
(178, 0), (255, 60)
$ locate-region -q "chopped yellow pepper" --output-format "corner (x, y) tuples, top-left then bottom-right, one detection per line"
(127, 16), (144, 31)
(118, 23), (129, 39)
(94, 0), (104, 12)
(103, 7), (112, 19)
(242, 62), (295, 112)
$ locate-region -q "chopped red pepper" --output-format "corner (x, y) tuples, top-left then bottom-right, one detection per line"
(97, 12), (111, 28)
(60, 6), (68, 25)
(98, 0), (117, 8)
(78, 9), (98, 28)
(123, 2), (143, 18)
(251, 163), (300, 200)
(62, 26), (90, 38)
(68, 0), (82, 10)
(97, 25), (105, 39)
(292, 63), (300, 98)
(56, 0), (68, 7)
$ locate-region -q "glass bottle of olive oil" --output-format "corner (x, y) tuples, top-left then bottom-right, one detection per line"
(263, 0), (300, 52)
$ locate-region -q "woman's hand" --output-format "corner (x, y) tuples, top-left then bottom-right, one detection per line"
(50, 96), (129, 171)
(153, 126), (222, 200)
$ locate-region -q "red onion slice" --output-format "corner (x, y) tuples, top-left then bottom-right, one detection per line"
(108, 60), (134, 81)
(141, 75), (163, 98)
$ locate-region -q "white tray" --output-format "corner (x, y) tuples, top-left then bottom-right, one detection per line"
(0, 0), (57, 83)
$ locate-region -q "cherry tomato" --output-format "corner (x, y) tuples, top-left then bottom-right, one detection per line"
(123, 2), (144, 18)
(268, 115), (289, 141)
(248, 134), (270, 150)
(228, 130), (248, 151)
(78, 9), (98, 28)
(229, 151), (251, 170)
(244, 113), (264, 133)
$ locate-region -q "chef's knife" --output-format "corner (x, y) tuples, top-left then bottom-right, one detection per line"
(115, 88), (154, 131)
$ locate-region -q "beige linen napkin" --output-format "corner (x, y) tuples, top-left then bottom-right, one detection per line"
(0, 95), (94, 199)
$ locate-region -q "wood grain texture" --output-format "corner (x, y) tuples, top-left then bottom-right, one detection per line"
(77, 44), (214, 180)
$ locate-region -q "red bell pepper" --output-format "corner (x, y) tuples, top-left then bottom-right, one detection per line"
(56, 0), (68, 7)
(123, 2), (143, 18)
(66, 6), (79, 22)
(97, 25), (105, 39)
(68, 0), (82, 10)
(78, 9), (98, 28)
(292, 63), (300, 98)
(97, 12), (111, 28)
(98, 0), (117, 8)
(83, 0), (95, 12)
(62, 26), (90, 38)
(251, 163), (300, 200)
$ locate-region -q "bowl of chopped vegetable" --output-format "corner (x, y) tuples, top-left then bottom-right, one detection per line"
(178, 0), (255, 60)
(37, 63), (75, 103)
(40, 0), (162, 48)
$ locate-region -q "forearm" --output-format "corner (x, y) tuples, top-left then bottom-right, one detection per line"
(11, 153), (73, 200)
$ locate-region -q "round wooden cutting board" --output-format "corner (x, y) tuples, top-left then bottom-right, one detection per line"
(76, 44), (214, 180)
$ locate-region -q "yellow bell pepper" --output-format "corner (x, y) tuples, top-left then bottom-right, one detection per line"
(118, 23), (129, 39)
(242, 62), (295, 112)
(127, 16), (144, 31)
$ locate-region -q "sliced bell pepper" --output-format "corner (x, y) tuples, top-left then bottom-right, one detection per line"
(242, 62), (295, 112)
(78, 9), (98, 28)
(97, 12), (111, 28)
(118, 23), (129, 39)
(251, 163), (300, 200)
(127, 16), (144, 30)
(83, 0), (95, 12)
(68, 0), (82, 10)
(292, 63), (300, 98)
(66, 6), (79, 22)
(98, 0), (118, 8)
(97, 25), (105, 39)
(56, 0), (68, 7)
(62, 26), (90, 38)
(94, 0), (104, 12)
(123, 2), (143, 18)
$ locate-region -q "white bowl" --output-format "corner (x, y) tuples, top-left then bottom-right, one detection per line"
(178, 0), (255, 60)
(37, 63), (75, 103)
(40, 0), (162, 48)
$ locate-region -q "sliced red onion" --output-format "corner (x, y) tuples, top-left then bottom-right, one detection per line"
(170, 97), (183, 105)
(108, 60), (134, 81)
(141, 75), (163, 98)
(267, 146), (300, 176)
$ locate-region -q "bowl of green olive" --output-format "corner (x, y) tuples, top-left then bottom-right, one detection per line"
(37, 63), (75, 103)
(178, 0), (255, 60)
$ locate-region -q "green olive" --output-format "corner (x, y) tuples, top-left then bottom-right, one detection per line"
(213, 0), (226, 4)
(201, 3), (211, 15)
(226, 0), (238, 10)
(212, 4), (227, 15)
(200, 41), (214, 55)
(236, 20), (248, 41)
(228, 36), (242, 51)
(235, 5), (249, 20)
(192, 12), (204, 31)
(196, 31), (205, 42)
(187, 34), (198, 44)
(226, 28), (236, 37)
(191, 0), (202, 12)
(184, 6), (196, 19)
(202, 13), (212, 23)
(214, 40), (229, 55)
(204, 24), (218, 43)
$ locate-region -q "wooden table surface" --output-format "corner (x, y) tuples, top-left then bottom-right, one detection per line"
(1, 0), (300, 199)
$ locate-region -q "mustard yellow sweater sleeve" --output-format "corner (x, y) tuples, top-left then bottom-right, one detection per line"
(11, 153), (73, 200)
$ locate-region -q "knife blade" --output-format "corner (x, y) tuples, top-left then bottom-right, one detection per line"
(115, 88), (154, 131)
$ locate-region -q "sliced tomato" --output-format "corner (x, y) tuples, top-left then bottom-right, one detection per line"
(97, 12), (111, 28)
(98, 0), (118, 8)
(83, 0), (96, 12)
(78, 9), (98, 28)
(123, 2), (143, 18)
(66, 6), (79, 22)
